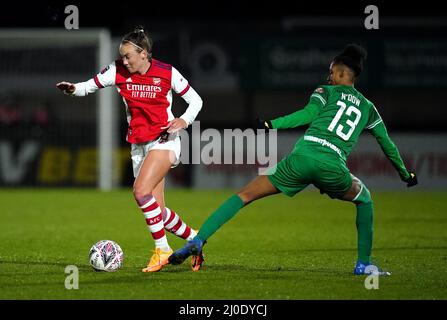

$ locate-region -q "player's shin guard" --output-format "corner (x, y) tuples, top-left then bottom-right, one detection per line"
(197, 194), (245, 241)
(136, 195), (170, 251)
(162, 208), (197, 241)
(353, 183), (373, 264)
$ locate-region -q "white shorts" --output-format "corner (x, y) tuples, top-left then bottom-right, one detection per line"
(130, 132), (181, 178)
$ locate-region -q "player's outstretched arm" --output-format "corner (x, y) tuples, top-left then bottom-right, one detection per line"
(369, 121), (418, 187)
(57, 78), (105, 97)
(56, 81), (76, 95)
(57, 62), (116, 97)
(253, 104), (319, 132)
(266, 95), (324, 130)
(253, 87), (326, 131)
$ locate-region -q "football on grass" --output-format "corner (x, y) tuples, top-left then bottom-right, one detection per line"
(89, 240), (123, 272)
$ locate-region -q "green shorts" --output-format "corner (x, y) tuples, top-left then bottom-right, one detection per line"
(267, 152), (352, 199)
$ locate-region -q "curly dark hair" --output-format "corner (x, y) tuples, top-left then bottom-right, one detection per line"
(332, 44), (367, 77)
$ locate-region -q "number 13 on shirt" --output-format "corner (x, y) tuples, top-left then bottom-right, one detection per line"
(328, 100), (362, 141)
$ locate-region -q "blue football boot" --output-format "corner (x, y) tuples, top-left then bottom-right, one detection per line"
(354, 261), (391, 276)
(169, 237), (205, 266)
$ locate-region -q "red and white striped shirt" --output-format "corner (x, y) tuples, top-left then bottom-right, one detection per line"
(72, 58), (202, 143)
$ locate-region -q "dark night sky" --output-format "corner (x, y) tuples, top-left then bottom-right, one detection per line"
(0, 1), (445, 34)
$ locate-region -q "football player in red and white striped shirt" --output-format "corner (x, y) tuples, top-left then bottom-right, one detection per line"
(57, 26), (204, 272)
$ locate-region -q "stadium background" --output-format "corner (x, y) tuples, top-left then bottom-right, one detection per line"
(0, 2), (447, 302)
(1, 2), (446, 190)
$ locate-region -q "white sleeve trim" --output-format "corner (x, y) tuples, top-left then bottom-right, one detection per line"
(352, 183), (364, 202)
(179, 86), (203, 126)
(311, 93), (326, 106)
(366, 118), (383, 129)
(171, 66), (189, 94)
(367, 103), (383, 129)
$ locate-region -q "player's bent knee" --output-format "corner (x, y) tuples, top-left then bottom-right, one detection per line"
(236, 191), (253, 205)
(353, 182), (372, 205)
(133, 188), (154, 205)
(351, 180), (362, 195)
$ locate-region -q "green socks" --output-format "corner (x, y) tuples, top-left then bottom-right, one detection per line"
(197, 194), (245, 241)
(354, 185), (374, 264)
(195, 189), (373, 266)
(356, 202), (374, 264)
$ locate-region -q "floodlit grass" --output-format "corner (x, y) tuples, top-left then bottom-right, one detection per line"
(0, 188), (446, 299)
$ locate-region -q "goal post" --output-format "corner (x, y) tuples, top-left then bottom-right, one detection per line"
(0, 28), (118, 190)
(97, 29), (115, 191)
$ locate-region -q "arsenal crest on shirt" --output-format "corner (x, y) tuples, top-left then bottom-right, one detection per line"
(153, 77), (161, 85)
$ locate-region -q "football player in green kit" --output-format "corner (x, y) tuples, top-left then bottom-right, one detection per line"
(169, 44), (418, 275)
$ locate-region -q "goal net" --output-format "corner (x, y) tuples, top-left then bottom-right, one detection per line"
(0, 29), (119, 190)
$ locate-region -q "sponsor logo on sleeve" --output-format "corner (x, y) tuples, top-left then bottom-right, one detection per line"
(100, 66), (110, 74)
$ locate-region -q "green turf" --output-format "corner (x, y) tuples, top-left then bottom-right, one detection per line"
(0, 188), (446, 299)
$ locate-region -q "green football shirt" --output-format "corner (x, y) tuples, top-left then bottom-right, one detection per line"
(271, 85), (410, 180)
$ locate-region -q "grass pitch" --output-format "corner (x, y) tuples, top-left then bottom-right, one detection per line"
(0, 188), (446, 299)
